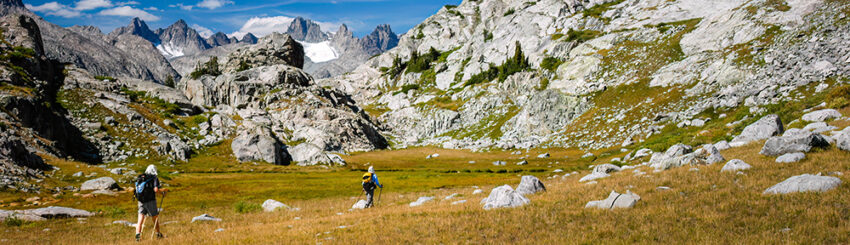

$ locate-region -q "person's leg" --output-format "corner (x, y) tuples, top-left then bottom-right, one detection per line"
(365, 188), (374, 208)
(135, 213), (145, 234)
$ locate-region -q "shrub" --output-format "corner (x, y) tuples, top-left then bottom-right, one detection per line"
(406, 47), (441, 73)
(3, 216), (23, 227)
(236, 60), (250, 72)
(234, 201), (261, 213)
(484, 29), (494, 42)
(566, 29), (602, 43)
(164, 75), (175, 88)
(190, 57), (222, 79)
(504, 8), (515, 16)
(540, 57), (564, 72)
(464, 41), (530, 87)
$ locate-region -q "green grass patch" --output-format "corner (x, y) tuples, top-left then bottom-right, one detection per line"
(582, 0), (625, 22)
(566, 29), (602, 43)
(233, 201), (262, 213)
(540, 57), (564, 72)
(463, 41), (530, 87)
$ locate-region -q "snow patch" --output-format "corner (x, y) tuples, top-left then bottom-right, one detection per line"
(156, 43), (185, 59)
(299, 41), (339, 63)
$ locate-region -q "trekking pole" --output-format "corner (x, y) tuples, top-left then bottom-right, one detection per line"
(377, 186), (383, 206)
(151, 191), (166, 240)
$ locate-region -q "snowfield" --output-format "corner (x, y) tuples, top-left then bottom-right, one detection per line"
(299, 41), (339, 63)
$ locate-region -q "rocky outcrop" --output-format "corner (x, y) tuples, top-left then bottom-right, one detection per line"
(223, 33), (304, 71)
(763, 174), (842, 194)
(154, 133), (192, 161)
(231, 126), (291, 165)
(801, 109), (841, 122)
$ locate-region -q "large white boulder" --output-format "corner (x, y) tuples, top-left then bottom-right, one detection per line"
(759, 132), (829, 156)
(585, 191), (641, 209)
(21, 206), (93, 219)
(731, 114), (784, 147)
(721, 159), (751, 172)
(763, 174), (842, 194)
(262, 199), (290, 212)
(351, 200), (368, 209)
(191, 214), (222, 222)
(801, 109), (841, 122)
(515, 176), (546, 195)
(481, 185), (530, 210)
(231, 127), (291, 165)
(775, 152), (806, 163)
(80, 177), (119, 191)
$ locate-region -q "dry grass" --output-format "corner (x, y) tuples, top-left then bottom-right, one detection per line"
(4, 143), (849, 244)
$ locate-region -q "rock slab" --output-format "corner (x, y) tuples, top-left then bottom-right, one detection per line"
(763, 174), (842, 194)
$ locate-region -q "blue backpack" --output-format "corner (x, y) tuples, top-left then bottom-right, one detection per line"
(134, 174), (156, 202)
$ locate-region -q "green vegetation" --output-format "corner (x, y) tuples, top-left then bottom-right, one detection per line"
(190, 56), (222, 79)
(540, 57), (564, 72)
(484, 29), (493, 42)
(121, 88), (182, 117)
(164, 75), (175, 88)
(96, 206), (126, 218)
(93, 75), (116, 82)
(463, 41), (530, 87)
(504, 8), (515, 16)
(236, 60), (250, 72)
(826, 79), (850, 108)
(406, 47), (442, 73)
(566, 29), (602, 43)
(396, 84), (421, 95)
(550, 33), (564, 41)
(582, 0), (626, 22)
(3, 216), (23, 227)
(536, 77), (550, 91)
(233, 201), (262, 213)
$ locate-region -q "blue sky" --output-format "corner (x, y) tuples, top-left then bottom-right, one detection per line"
(23, 0), (461, 38)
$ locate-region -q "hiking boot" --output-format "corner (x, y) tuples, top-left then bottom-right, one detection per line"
(135, 233), (141, 242)
(156, 232), (164, 239)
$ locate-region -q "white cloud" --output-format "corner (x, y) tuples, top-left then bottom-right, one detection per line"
(196, 0), (234, 10)
(144, 6), (160, 11)
(98, 6), (160, 21)
(229, 16), (293, 39)
(191, 24), (214, 38)
(26, 2), (82, 18)
(169, 3), (194, 10)
(229, 16), (340, 39)
(74, 0), (113, 11)
(116, 1), (140, 6)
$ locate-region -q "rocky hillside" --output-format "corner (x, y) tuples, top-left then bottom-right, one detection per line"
(322, 0), (850, 152)
(0, 0), (179, 84)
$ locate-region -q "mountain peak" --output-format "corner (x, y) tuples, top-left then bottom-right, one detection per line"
(361, 24), (398, 55)
(240, 33), (258, 44)
(1, 0), (24, 7)
(206, 32), (232, 46)
(286, 16), (329, 43)
(110, 17), (159, 44)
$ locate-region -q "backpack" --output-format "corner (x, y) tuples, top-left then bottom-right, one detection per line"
(134, 174), (156, 202)
(362, 173), (375, 189)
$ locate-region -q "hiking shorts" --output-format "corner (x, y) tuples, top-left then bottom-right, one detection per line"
(138, 200), (159, 216)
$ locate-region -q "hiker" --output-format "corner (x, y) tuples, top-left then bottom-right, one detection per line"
(134, 164), (168, 241)
(362, 166), (383, 208)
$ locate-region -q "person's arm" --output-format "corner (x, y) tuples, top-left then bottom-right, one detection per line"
(373, 174), (382, 188)
(154, 177), (167, 194)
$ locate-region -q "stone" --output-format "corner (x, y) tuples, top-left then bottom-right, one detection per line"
(714, 141), (731, 151)
(537, 153), (550, 158)
(72, 171), (83, 177)
(409, 196), (434, 207)
(231, 127), (291, 165)
(592, 164), (621, 174)
(579, 172), (609, 182)
(155, 133), (191, 161)
(444, 193), (459, 200)
(585, 191), (641, 209)
(492, 161), (506, 166)
(763, 174), (841, 194)
(472, 189), (483, 195)
(760, 133), (829, 156)
(515, 176), (546, 195)
(451, 200), (467, 205)
(632, 148), (653, 159)
(801, 109), (841, 122)
(776, 152), (806, 163)
(481, 185), (530, 210)
(262, 199), (290, 212)
(0, 210), (45, 222)
(80, 177), (119, 191)
(516, 160), (528, 165)
(22, 206), (93, 219)
(731, 114), (784, 146)
(112, 220), (137, 227)
(697, 144), (725, 164)
(721, 159), (751, 172)
(351, 200), (368, 209)
(191, 214), (222, 222)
